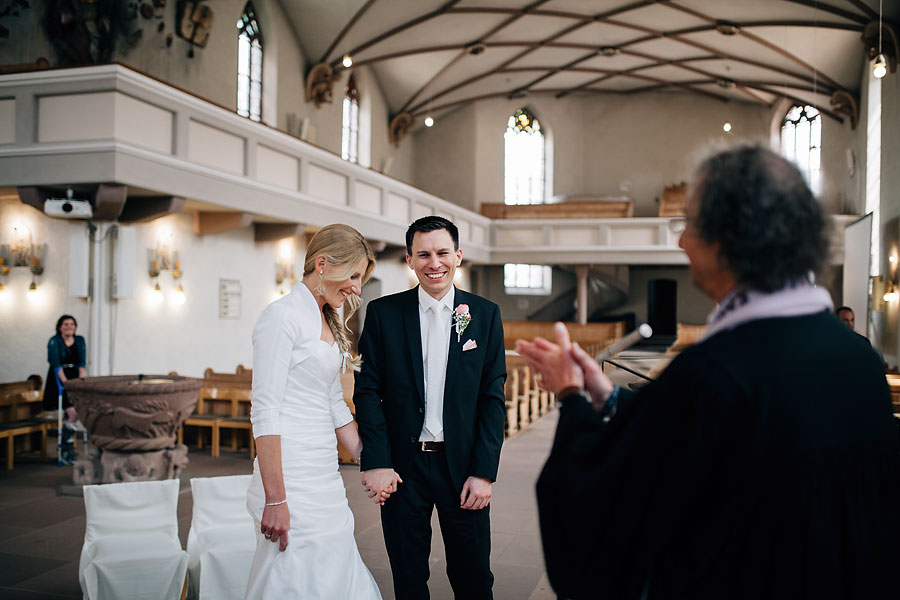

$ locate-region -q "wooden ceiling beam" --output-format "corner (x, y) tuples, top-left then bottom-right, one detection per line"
(406, 0), (657, 115)
(843, 0), (879, 21)
(329, 0), (463, 70)
(194, 212), (253, 236)
(397, 0), (556, 114)
(660, 2), (845, 89)
(780, 0), (871, 24)
(746, 83), (845, 123)
(319, 0), (378, 64)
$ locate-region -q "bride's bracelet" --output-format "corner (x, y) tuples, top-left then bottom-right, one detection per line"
(265, 498), (287, 506)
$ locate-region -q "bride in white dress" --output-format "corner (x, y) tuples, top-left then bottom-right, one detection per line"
(245, 224), (388, 599)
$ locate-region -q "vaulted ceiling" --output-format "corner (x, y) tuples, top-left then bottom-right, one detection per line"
(283, 0), (898, 127)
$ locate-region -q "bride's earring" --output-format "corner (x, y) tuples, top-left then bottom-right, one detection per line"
(315, 269), (326, 296)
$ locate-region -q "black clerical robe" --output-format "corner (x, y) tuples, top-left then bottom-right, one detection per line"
(537, 312), (900, 599)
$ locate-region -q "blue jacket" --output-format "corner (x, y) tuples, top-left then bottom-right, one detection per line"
(47, 334), (86, 377)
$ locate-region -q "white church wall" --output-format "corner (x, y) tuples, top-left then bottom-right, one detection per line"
(412, 103), (479, 212)
(0, 199), (90, 382)
(0, 200), (297, 381)
(413, 92), (772, 217)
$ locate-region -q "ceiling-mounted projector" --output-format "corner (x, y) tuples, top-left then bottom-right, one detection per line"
(44, 188), (92, 219)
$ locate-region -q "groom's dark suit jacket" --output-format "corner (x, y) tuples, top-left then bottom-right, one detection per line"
(354, 286), (507, 492)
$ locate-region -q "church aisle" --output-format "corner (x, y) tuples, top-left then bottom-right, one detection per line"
(0, 410), (559, 599)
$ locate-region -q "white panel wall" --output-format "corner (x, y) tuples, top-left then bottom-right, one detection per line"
(355, 180), (381, 214)
(307, 164), (348, 205)
(38, 92), (115, 142)
(610, 227), (658, 246)
(0, 98), (14, 144)
(113, 93), (173, 155)
(385, 193), (410, 220)
(187, 120), (245, 175)
(256, 145), (299, 190)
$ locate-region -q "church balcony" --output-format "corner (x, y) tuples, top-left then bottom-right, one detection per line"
(0, 64), (491, 261)
(0, 64), (855, 267)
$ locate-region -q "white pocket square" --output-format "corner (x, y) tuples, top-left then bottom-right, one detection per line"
(462, 339), (478, 351)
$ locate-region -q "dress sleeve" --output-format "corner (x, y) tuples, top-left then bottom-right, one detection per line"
(250, 300), (308, 438)
(330, 372), (353, 429)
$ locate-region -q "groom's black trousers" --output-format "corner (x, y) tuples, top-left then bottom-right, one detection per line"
(380, 446), (493, 600)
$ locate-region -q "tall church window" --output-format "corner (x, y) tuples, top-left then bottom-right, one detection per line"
(780, 105), (821, 195)
(342, 74), (360, 163)
(504, 108), (544, 205)
(237, 2), (263, 121)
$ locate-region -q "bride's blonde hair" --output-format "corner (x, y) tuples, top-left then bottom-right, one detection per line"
(304, 224), (375, 371)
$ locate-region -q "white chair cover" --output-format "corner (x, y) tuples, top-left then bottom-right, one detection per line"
(186, 474), (255, 600)
(79, 478), (188, 600)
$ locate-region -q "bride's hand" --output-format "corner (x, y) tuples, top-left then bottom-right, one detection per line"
(261, 503), (290, 551)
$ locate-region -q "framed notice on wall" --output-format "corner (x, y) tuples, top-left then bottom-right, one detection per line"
(219, 279), (241, 319)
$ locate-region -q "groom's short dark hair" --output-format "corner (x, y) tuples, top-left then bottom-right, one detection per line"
(406, 216), (459, 255)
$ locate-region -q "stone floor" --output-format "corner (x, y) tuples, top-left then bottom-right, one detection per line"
(0, 410), (560, 599)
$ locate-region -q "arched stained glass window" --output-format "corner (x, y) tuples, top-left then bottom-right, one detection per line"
(504, 108), (544, 205)
(342, 74), (359, 163)
(237, 2), (263, 121)
(780, 104), (821, 195)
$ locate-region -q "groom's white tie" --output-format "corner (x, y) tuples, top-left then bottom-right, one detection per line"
(425, 303), (445, 438)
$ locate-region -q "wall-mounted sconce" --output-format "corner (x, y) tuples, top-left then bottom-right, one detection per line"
(148, 228), (185, 306)
(1, 223), (46, 296)
(275, 238), (296, 288)
(883, 280), (899, 303)
(885, 250), (899, 303)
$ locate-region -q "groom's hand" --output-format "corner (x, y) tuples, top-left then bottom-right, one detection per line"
(362, 468), (403, 505)
(460, 476), (492, 510)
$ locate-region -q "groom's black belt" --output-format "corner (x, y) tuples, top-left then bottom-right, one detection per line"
(418, 441), (445, 452)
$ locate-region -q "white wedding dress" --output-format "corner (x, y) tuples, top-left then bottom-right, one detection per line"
(245, 284), (382, 599)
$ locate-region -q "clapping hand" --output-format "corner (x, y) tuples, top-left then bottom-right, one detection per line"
(361, 468), (403, 505)
(516, 322), (615, 410)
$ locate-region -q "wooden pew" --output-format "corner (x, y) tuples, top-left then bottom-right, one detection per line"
(0, 375), (48, 469)
(481, 200), (634, 220)
(504, 369), (520, 437)
(887, 373), (900, 413)
(503, 321), (625, 351)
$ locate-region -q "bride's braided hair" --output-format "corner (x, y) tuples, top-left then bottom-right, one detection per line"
(303, 225), (375, 372)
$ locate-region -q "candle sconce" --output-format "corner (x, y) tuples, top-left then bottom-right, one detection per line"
(148, 229), (185, 305)
(1, 224), (46, 293)
(275, 238), (296, 288)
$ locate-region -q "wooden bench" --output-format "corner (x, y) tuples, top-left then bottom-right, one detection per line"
(481, 200), (633, 220)
(659, 182), (688, 217)
(0, 375), (48, 469)
(503, 355), (555, 438)
(887, 373), (900, 413)
(503, 320), (625, 350)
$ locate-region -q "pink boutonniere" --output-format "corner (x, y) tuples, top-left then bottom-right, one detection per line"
(453, 304), (472, 342)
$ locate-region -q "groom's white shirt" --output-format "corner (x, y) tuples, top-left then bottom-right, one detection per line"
(417, 285), (454, 442)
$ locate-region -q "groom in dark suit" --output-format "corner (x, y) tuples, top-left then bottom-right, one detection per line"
(355, 216), (507, 599)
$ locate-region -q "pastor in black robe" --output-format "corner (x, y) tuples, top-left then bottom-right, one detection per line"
(537, 312), (900, 599)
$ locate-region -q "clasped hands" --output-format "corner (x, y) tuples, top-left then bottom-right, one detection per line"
(361, 470), (492, 510)
(361, 468), (402, 505)
(515, 322), (615, 411)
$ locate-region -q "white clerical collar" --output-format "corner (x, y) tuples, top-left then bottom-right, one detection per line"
(418, 285), (455, 314)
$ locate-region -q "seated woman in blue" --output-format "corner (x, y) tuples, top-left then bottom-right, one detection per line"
(43, 314), (87, 465)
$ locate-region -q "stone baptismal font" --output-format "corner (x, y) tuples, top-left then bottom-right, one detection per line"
(65, 375), (201, 484)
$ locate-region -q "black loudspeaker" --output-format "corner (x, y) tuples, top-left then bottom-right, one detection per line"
(647, 278), (677, 336)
